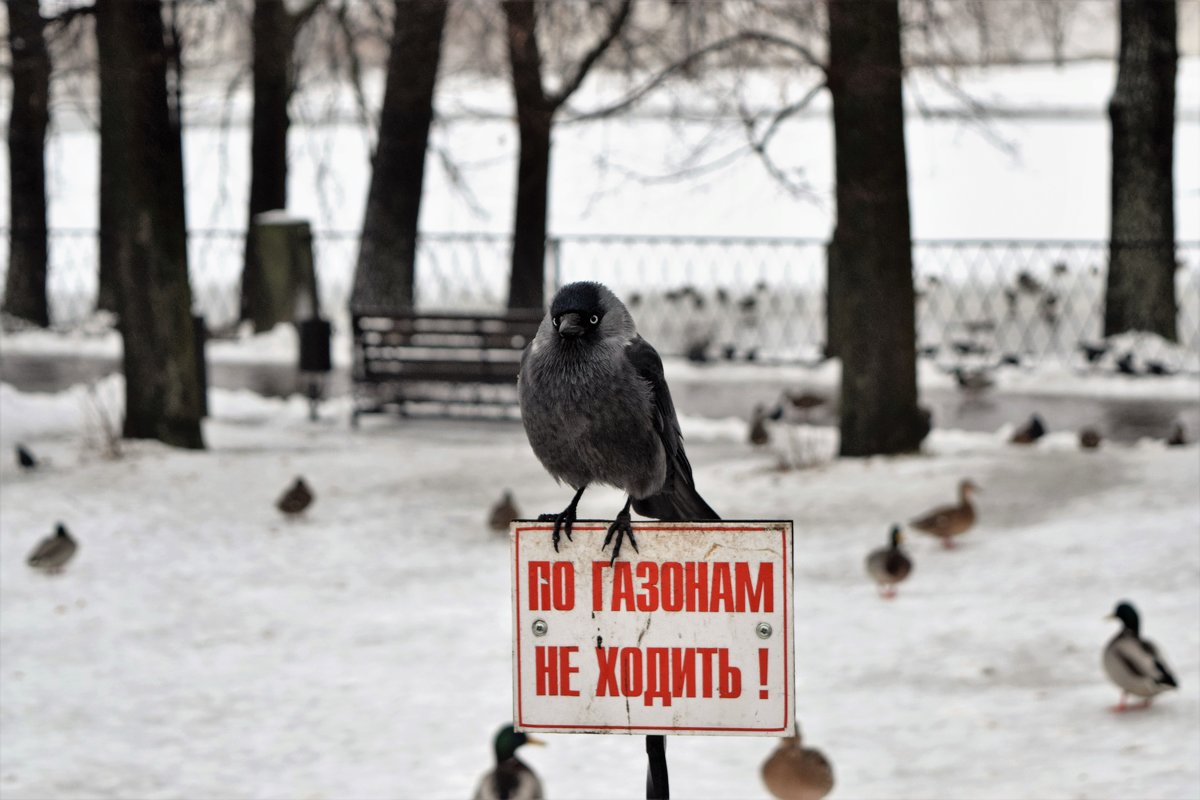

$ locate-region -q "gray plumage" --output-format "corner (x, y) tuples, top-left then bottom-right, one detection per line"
(28, 523), (77, 574)
(473, 725), (544, 800)
(865, 525), (912, 598)
(519, 282), (718, 559)
(1103, 601), (1177, 708)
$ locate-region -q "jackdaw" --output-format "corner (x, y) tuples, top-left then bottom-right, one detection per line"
(519, 281), (718, 563)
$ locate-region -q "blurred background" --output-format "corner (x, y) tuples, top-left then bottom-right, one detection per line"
(1, 1), (1198, 798)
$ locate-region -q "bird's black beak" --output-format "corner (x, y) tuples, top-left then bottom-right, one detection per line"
(558, 312), (585, 339)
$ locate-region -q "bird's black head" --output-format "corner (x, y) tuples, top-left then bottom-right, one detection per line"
(55, 522), (69, 538)
(549, 282), (608, 341)
(889, 525), (903, 548)
(493, 723), (543, 763)
(1111, 601), (1139, 634)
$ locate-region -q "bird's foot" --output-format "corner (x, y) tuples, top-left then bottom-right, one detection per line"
(942, 538), (956, 550)
(602, 509), (637, 566)
(538, 509), (577, 552)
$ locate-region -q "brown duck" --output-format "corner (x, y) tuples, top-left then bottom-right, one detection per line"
(28, 523), (77, 574)
(761, 727), (835, 800)
(488, 490), (521, 532)
(865, 525), (913, 598)
(276, 477), (314, 518)
(910, 479), (979, 548)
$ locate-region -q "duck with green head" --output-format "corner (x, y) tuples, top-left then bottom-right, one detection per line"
(865, 525), (913, 599)
(473, 724), (545, 800)
(1103, 601), (1178, 712)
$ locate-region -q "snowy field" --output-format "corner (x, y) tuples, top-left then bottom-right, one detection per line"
(1, 378), (1198, 799)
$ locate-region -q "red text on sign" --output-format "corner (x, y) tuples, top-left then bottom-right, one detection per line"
(594, 646), (742, 706)
(591, 561), (774, 613)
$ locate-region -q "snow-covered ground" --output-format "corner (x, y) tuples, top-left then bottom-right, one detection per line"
(1, 378), (1197, 799)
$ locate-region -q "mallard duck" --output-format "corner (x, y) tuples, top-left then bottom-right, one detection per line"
(16, 444), (37, 470)
(761, 726), (835, 800)
(749, 405), (771, 447)
(473, 724), (544, 800)
(1079, 428), (1102, 450)
(489, 490), (521, 532)
(865, 525), (913, 598)
(276, 477), (314, 518)
(28, 523), (77, 574)
(1103, 601), (1178, 712)
(1009, 414), (1046, 444)
(909, 479), (978, 548)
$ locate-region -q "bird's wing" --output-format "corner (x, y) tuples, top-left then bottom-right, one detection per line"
(909, 505), (952, 531)
(625, 336), (719, 521)
(1141, 639), (1179, 687)
(625, 336), (690, 484)
(27, 537), (57, 564)
(1111, 635), (1167, 685)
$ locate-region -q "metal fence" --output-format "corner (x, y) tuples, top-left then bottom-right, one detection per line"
(2, 228), (1198, 367)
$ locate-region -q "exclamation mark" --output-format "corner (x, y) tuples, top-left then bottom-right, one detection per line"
(758, 648), (769, 699)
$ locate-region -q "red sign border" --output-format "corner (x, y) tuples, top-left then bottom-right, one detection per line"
(513, 520), (794, 734)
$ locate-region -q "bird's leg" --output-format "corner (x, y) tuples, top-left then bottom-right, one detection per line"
(602, 496), (637, 565)
(1111, 693), (1128, 713)
(942, 537), (956, 550)
(538, 485), (586, 552)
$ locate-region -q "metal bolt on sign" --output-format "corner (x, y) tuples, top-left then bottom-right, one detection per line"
(756, 622), (773, 639)
(532, 619), (548, 637)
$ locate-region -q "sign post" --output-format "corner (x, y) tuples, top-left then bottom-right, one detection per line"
(511, 520), (795, 738)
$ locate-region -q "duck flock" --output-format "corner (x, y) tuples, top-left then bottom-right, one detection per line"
(15, 414), (1186, 800)
(478, 402), (1186, 799)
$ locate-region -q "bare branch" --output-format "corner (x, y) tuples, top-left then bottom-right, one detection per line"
(330, 1), (375, 142)
(44, 3), (96, 31)
(564, 28), (826, 123)
(751, 80), (826, 153)
(547, 0), (634, 111)
(289, 0), (325, 38)
(432, 140), (490, 221)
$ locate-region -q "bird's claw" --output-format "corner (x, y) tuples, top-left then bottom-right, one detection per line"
(540, 509), (576, 552)
(603, 515), (637, 565)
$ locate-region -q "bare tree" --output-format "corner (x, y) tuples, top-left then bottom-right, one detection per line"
(502, 0), (634, 310)
(96, 0), (204, 449)
(827, 0), (928, 456)
(1105, 0), (1177, 341)
(4, 0), (52, 327)
(350, 0), (449, 314)
(241, 0), (324, 326)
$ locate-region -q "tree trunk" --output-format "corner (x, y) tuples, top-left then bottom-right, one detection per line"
(242, 0), (296, 324)
(503, 0), (553, 311)
(96, 0), (204, 450)
(4, 0), (51, 327)
(827, 0), (928, 457)
(351, 0), (448, 314)
(508, 109), (553, 311)
(1106, 0), (1177, 341)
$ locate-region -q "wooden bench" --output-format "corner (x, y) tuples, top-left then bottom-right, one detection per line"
(350, 309), (544, 423)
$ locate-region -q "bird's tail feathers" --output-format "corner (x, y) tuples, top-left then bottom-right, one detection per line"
(633, 481), (720, 523)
